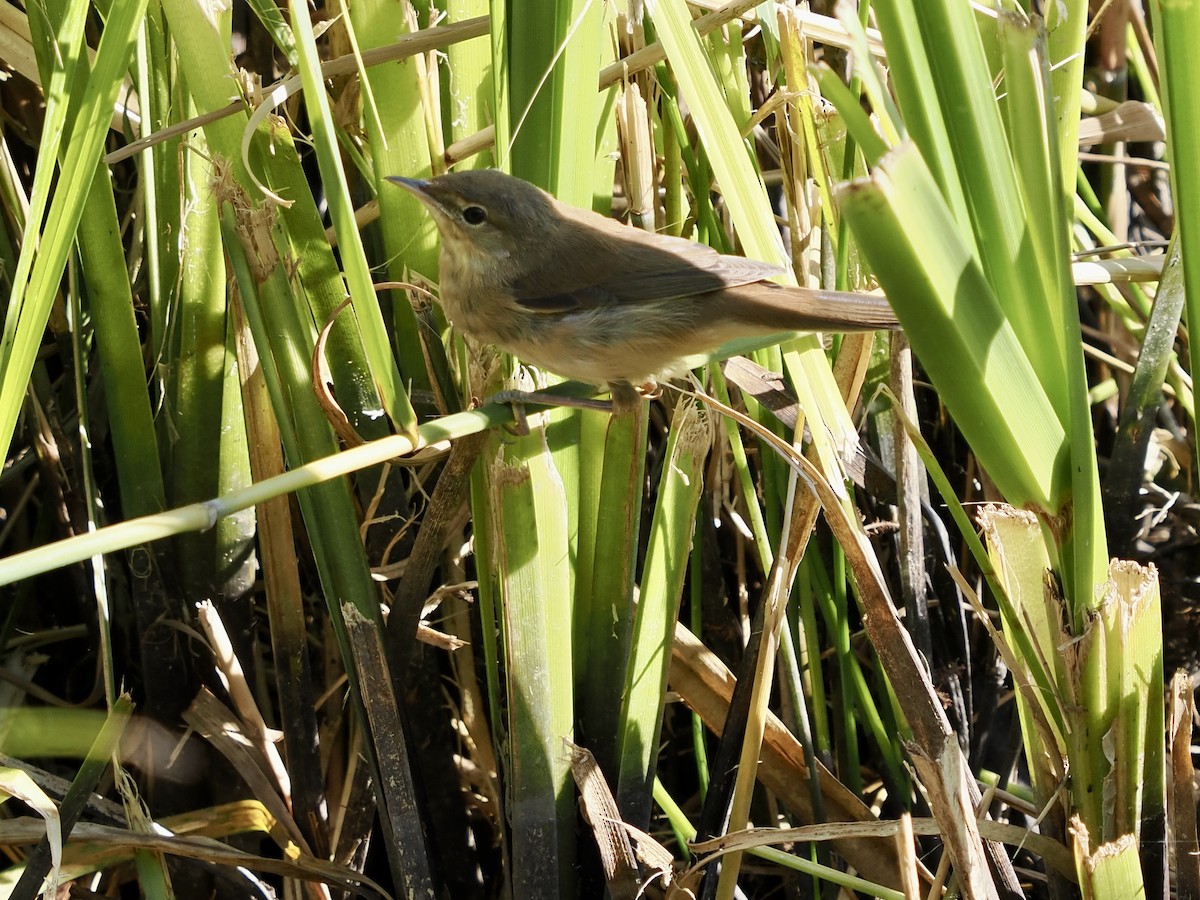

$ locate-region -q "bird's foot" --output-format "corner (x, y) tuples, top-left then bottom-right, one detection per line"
(635, 380), (662, 402)
(486, 389), (617, 435)
(607, 379), (660, 413)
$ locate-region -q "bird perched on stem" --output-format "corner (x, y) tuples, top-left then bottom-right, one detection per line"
(389, 169), (896, 412)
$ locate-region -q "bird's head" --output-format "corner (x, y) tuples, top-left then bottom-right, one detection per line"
(387, 169), (558, 275)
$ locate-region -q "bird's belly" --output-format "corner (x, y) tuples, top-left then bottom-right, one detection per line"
(440, 285), (775, 386)
(508, 341), (654, 386)
(499, 308), (737, 387)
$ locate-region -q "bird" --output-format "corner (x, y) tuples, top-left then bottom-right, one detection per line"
(389, 169), (896, 412)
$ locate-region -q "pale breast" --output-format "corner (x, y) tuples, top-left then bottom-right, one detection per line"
(492, 300), (773, 387)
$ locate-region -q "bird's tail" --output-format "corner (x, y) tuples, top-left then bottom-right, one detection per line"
(728, 282), (899, 333)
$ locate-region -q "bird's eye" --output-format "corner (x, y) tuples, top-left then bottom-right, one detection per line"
(462, 205), (488, 225)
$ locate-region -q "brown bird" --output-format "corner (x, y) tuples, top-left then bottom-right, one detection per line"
(389, 169), (896, 411)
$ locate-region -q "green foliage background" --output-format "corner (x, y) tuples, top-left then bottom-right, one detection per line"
(0, 1), (1193, 898)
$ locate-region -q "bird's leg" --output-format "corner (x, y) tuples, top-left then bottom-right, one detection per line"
(608, 378), (665, 412)
(486, 389), (616, 435)
(484, 380), (660, 433)
(483, 377), (662, 433)
(631, 379), (662, 403)
(488, 389), (617, 415)
(488, 389), (617, 413)
(608, 381), (643, 413)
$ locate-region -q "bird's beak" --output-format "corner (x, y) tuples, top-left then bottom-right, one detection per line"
(386, 176), (453, 223)
(386, 175), (430, 197)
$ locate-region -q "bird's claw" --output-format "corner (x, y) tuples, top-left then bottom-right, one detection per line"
(636, 381), (663, 401)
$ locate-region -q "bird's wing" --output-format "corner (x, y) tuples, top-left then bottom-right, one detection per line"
(510, 207), (785, 312)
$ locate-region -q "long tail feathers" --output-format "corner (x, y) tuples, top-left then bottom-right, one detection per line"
(728, 282), (899, 333)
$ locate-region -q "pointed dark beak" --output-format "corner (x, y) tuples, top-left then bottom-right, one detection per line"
(386, 175), (430, 197)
